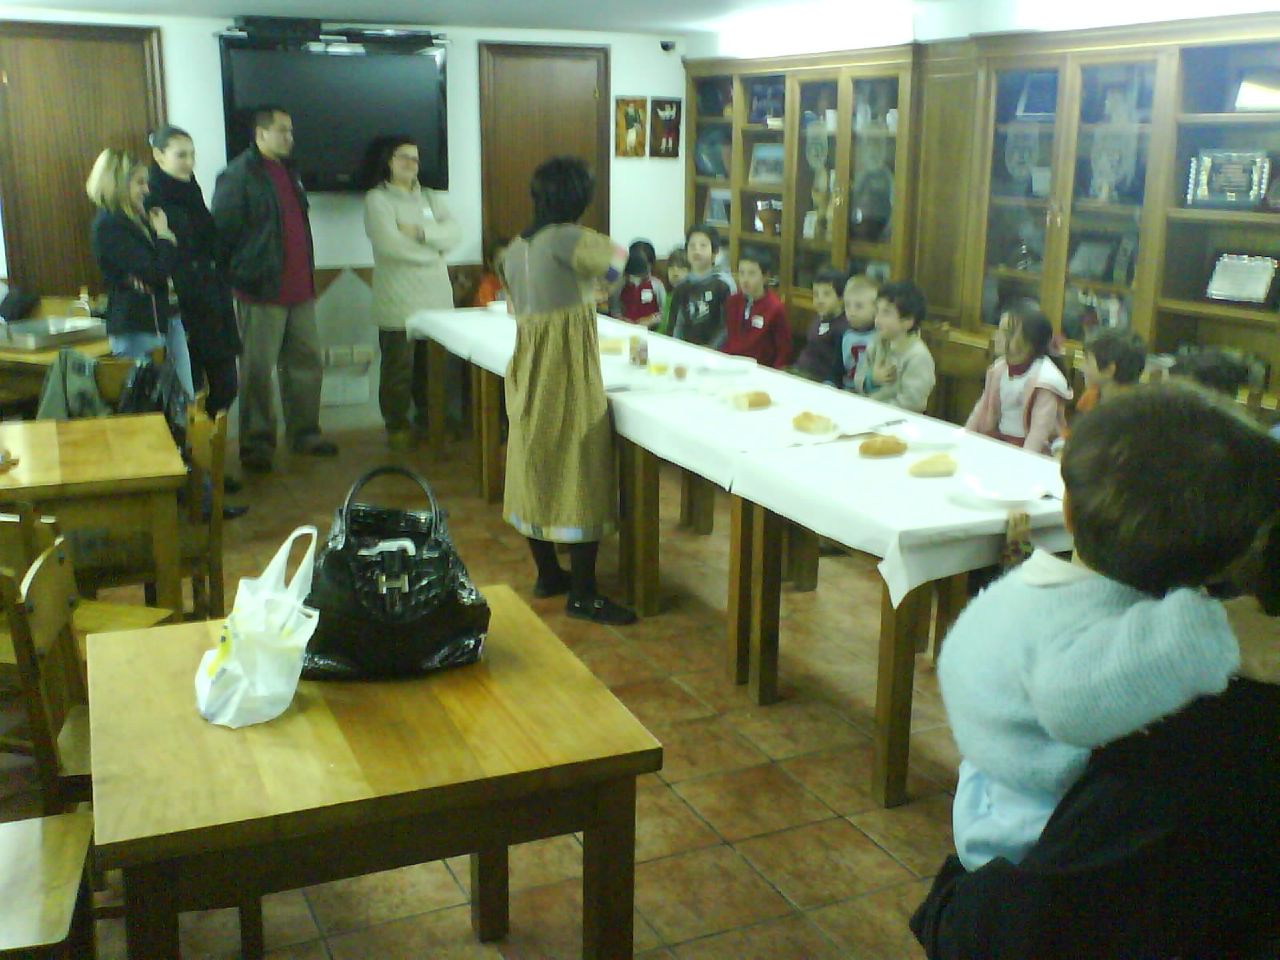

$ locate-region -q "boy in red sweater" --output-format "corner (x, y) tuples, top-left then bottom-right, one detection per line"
(722, 251), (791, 369)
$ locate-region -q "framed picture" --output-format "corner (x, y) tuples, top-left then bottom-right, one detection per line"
(748, 142), (785, 184)
(649, 98), (681, 158)
(615, 97), (647, 158)
(703, 188), (731, 227)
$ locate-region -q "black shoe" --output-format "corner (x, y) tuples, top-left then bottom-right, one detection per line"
(533, 570), (572, 599)
(241, 452), (273, 474)
(293, 436), (339, 457)
(566, 594), (637, 625)
(203, 503), (249, 522)
(223, 476), (243, 494)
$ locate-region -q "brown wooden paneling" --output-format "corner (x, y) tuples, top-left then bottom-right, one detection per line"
(0, 22), (163, 297)
(479, 43), (610, 249)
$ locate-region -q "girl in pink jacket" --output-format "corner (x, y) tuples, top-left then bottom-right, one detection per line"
(966, 300), (1072, 455)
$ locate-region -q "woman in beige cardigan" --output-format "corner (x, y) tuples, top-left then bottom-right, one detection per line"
(363, 137), (461, 448)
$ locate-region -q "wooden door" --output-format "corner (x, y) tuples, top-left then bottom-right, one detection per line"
(479, 43), (609, 247)
(0, 23), (163, 296)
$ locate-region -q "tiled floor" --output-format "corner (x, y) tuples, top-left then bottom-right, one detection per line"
(0, 427), (961, 959)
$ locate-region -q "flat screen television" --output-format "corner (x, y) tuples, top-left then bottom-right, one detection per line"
(220, 35), (448, 191)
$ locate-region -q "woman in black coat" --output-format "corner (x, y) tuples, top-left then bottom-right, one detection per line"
(147, 125), (242, 414)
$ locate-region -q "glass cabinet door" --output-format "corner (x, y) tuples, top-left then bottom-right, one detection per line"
(738, 74), (787, 285)
(846, 75), (898, 283)
(790, 76), (842, 292)
(1059, 61), (1155, 339)
(981, 67), (1061, 325)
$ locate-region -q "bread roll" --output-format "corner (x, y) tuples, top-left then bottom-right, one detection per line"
(792, 411), (835, 434)
(908, 453), (957, 477)
(599, 337), (625, 355)
(731, 390), (772, 411)
(859, 434), (908, 458)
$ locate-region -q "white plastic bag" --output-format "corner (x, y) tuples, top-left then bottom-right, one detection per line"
(195, 526), (319, 728)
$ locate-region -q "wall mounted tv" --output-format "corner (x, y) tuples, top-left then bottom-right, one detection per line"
(220, 32), (447, 191)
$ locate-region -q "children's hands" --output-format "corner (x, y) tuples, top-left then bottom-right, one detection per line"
(873, 358), (898, 384)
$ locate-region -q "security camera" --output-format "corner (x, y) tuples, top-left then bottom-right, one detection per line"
(660, 40), (676, 52)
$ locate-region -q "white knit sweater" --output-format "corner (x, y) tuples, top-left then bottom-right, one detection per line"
(363, 182), (460, 329)
(938, 550), (1240, 796)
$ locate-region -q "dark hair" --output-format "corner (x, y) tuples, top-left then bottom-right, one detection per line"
(356, 135), (417, 190)
(148, 124), (191, 151)
(737, 249), (772, 273)
(812, 267), (848, 297)
(1004, 298), (1053, 359)
(377, 136), (417, 185)
(529, 156), (594, 233)
(685, 223), (721, 254)
(666, 249), (689, 270)
(483, 235), (510, 271)
(251, 105), (289, 133)
(1172, 349), (1250, 397)
(1062, 381), (1280, 609)
(628, 239), (657, 266)
(877, 280), (927, 332)
(1085, 329), (1147, 385)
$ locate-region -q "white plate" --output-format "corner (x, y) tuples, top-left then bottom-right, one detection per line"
(959, 472), (1046, 507)
(898, 422), (962, 451)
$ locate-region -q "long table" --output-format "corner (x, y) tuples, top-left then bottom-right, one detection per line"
(408, 306), (1070, 806)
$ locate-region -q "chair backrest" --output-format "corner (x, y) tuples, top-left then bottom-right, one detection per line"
(4, 538), (82, 806)
(94, 348), (165, 406)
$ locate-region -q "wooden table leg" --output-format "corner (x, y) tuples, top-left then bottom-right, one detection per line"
(582, 777), (637, 959)
(749, 506), (784, 705)
(124, 863), (179, 959)
(931, 573), (969, 662)
(469, 363), (485, 496)
(238, 895), (264, 960)
(472, 367), (504, 504)
(424, 340), (449, 448)
(148, 491), (182, 614)
(628, 444), (660, 617)
(726, 496), (753, 685)
(470, 847), (510, 942)
(784, 522), (820, 593)
(678, 471), (715, 535)
(871, 581), (930, 808)
(617, 443), (635, 599)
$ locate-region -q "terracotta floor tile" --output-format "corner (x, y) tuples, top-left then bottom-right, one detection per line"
(627, 632), (722, 676)
(636, 773), (721, 862)
(496, 877), (661, 958)
(735, 818), (914, 909)
(808, 880), (934, 960)
(908, 727), (963, 792)
(781, 745), (938, 816)
(634, 845), (791, 944)
(446, 835), (585, 897)
(667, 669), (757, 714)
(610, 678), (716, 729)
(305, 861), (466, 936)
(327, 904), (500, 959)
(574, 638), (667, 687)
(649, 716), (769, 784)
(170, 903), (315, 960)
(265, 943), (331, 960)
(671, 914), (843, 959)
(849, 793), (956, 877)
(721, 700), (865, 760)
(673, 765), (832, 841)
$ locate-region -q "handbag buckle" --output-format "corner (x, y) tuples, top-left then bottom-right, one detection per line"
(377, 572), (409, 594)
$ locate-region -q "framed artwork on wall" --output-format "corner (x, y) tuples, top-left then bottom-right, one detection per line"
(650, 98), (681, 158)
(615, 97), (647, 157)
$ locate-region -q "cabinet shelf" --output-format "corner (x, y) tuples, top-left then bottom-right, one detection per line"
(990, 195), (1049, 209)
(1078, 122), (1151, 133)
(987, 266), (1042, 284)
(1066, 276), (1132, 296)
(695, 176), (730, 187)
(743, 182), (785, 195)
(738, 232), (782, 246)
(742, 122), (786, 133)
(848, 240), (891, 259)
(1156, 297), (1279, 328)
(1071, 200), (1142, 218)
(1177, 111), (1280, 126)
(1166, 207), (1280, 227)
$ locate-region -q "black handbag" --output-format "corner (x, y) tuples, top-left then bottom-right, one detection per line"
(302, 466), (489, 680)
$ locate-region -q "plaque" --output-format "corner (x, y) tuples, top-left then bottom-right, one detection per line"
(1205, 254), (1277, 304)
(1186, 151), (1271, 208)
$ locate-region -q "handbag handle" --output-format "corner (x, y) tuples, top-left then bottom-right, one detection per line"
(338, 465), (442, 532)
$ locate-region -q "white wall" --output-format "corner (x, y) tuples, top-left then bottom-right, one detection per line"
(686, 1), (914, 59)
(914, 0), (1280, 40)
(0, 5), (691, 274)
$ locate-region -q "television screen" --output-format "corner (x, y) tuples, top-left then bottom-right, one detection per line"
(220, 39), (448, 191)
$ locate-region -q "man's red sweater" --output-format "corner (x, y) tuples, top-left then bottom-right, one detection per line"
(722, 288), (791, 369)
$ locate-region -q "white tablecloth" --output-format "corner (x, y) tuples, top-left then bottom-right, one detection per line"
(407, 307), (1072, 605)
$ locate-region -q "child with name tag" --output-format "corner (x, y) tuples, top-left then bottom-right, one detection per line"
(1075, 328), (1146, 416)
(792, 267), (849, 384)
(668, 223), (735, 347)
(840, 274), (879, 390)
(850, 280), (935, 412)
(721, 251), (792, 369)
(658, 248), (690, 334)
(613, 239), (666, 327)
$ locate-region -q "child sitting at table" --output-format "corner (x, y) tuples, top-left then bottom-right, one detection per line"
(937, 381), (1273, 872)
(1075, 328), (1146, 416)
(1171, 349), (1251, 399)
(471, 236), (509, 307)
(793, 267), (849, 384)
(721, 251), (791, 369)
(669, 223), (735, 347)
(965, 299), (1072, 454)
(613, 239), (666, 327)
(658, 248), (690, 334)
(850, 280), (935, 412)
(840, 274), (879, 390)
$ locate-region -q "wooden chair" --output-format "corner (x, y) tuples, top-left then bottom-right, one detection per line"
(0, 812), (95, 959)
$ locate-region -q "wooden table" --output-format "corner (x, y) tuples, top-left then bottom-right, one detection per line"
(88, 585), (663, 960)
(0, 415), (185, 611)
(0, 338), (110, 409)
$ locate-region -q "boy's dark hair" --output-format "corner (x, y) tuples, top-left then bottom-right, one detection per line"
(737, 249), (772, 273)
(666, 249), (689, 270)
(1172, 349), (1250, 397)
(1085, 329), (1147, 385)
(1062, 381), (1280, 610)
(877, 280), (927, 332)
(251, 105), (289, 133)
(812, 267), (848, 297)
(686, 223), (721, 254)
(628, 239), (657, 266)
(148, 124), (192, 151)
(1005, 298), (1054, 360)
(529, 156), (594, 232)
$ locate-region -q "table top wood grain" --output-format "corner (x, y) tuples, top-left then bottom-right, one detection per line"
(0, 414), (186, 499)
(88, 584), (663, 868)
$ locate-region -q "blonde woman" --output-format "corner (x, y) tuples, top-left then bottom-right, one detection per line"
(363, 136), (460, 449)
(86, 147), (193, 397)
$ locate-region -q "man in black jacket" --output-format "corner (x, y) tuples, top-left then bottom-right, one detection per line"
(212, 106), (337, 473)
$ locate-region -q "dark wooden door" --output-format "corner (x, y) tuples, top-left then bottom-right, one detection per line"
(479, 43), (609, 247)
(0, 23), (164, 295)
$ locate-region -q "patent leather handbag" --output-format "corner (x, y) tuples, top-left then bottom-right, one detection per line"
(302, 466), (489, 680)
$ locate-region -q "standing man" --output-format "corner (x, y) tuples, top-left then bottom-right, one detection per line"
(212, 105), (337, 473)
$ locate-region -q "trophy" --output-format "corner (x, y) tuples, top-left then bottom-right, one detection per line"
(1186, 151), (1270, 208)
(1206, 254), (1278, 304)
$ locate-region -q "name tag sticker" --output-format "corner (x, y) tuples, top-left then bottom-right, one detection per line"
(703, 290), (714, 301)
(751, 315), (765, 329)
(640, 289), (654, 303)
(818, 322), (830, 335)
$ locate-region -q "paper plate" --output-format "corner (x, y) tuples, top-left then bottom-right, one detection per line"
(958, 472), (1046, 507)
